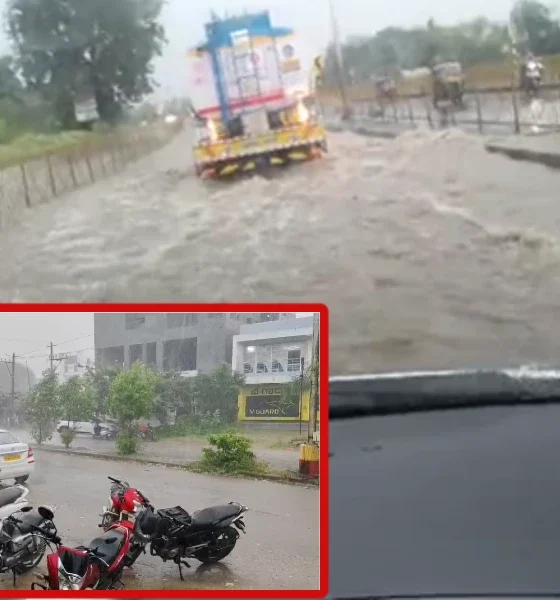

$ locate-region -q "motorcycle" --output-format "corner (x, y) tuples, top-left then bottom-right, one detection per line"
(0, 485), (30, 520)
(99, 477), (249, 580)
(138, 424), (156, 441)
(93, 424), (117, 441)
(98, 476), (153, 568)
(523, 61), (543, 97)
(33, 499), (151, 590)
(1, 504), (56, 586)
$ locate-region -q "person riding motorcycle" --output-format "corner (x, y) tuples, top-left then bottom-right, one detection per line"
(520, 52), (544, 94)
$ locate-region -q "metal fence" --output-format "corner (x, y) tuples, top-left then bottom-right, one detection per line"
(0, 122), (183, 231)
(323, 85), (560, 136)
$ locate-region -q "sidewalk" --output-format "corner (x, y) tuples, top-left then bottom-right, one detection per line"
(13, 428), (301, 472)
(485, 133), (560, 169)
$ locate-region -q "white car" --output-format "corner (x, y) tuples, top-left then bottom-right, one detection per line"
(0, 429), (34, 484)
(56, 420), (114, 435)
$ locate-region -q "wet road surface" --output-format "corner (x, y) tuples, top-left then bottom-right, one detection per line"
(0, 452), (319, 590)
(2, 126), (560, 372)
(330, 403), (560, 596)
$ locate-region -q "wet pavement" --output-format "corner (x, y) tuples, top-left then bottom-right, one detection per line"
(10, 428), (300, 472)
(2, 125), (560, 373)
(0, 451), (319, 591)
(330, 403), (560, 596)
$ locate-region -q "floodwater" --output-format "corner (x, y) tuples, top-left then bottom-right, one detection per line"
(1, 126), (560, 373)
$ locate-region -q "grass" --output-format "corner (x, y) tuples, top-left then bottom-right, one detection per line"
(0, 130), (100, 169)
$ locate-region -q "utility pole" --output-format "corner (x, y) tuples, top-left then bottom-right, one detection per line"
(328, 0), (350, 118)
(49, 342), (54, 374)
(308, 312), (320, 442)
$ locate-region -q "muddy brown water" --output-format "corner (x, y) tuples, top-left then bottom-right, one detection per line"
(1, 127), (560, 373)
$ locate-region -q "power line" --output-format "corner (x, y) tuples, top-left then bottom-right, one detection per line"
(53, 333), (94, 347)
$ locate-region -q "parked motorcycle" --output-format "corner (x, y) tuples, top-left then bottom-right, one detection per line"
(33, 499), (150, 590)
(139, 502), (248, 579)
(1, 504), (56, 586)
(0, 485), (30, 520)
(98, 476), (153, 568)
(99, 477), (249, 580)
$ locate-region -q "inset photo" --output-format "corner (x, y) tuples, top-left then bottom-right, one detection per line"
(0, 306), (327, 596)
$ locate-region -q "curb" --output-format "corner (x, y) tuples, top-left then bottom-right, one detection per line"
(35, 446), (318, 487)
(485, 142), (560, 169)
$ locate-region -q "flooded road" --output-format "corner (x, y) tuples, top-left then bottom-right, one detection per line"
(2, 127), (560, 373)
(0, 452), (319, 591)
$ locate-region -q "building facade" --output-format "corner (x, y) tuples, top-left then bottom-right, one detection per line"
(94, 313), (296, 375)
(232, 316), (319, 423)
(58, 354), (93, 383)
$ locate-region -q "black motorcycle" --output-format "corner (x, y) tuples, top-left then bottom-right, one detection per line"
(0, 505), (56, 585)
(133, 502), (248, 580)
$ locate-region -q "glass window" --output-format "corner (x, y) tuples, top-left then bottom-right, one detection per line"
(287, 349), (301, 371)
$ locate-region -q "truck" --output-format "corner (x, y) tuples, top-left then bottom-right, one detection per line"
(187, 11), (328, 179)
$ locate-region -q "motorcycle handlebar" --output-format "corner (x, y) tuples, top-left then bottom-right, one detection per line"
(28, 524), (61, 545)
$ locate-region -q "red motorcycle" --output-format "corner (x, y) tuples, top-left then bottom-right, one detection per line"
(31, 479), (153, 590)
(99, 476), (153, 568)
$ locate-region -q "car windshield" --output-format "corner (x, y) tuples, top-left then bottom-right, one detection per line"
(0, 432), (20, 445)
(330, 371), (560, 597)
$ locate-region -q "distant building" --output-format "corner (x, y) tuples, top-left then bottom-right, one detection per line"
(232, 316), (318, 425)
(94, 313), (296, 375)
(58, 354), (93, 383)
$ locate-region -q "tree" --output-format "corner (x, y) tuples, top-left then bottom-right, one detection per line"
(59, 376), (96, 425)
(154, 372), (193, 423)
(108, 362), (158, 432)
(6, 0), (167, 128)
(26, 372), (59, 444)
(84, 365), (120, 417)
(191, 365), (245, 426)
(510, 0), (560, 55)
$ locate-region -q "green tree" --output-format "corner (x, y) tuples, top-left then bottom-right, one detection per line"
(26, 372), (60, 444)
(6, 0), (167, 129)
(191, 365), (244, 426)
(108, 363), (158, 453)
(510, 0), (560, 55)
(154, 372), (193, 423)
(59, 376), (96, 425)
(84, 365), (120, 416)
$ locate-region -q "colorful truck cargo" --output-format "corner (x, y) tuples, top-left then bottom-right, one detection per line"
(187, 11), (327, 178)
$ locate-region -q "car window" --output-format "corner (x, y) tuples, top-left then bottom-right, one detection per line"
(0, 432), (20, 445)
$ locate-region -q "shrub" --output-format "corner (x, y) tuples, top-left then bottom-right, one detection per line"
(200, 432), (257, 473)
(59, 428), (77, 448)
(116, 433), (140, 455)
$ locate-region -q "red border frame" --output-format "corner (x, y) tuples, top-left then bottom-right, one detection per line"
(0, 303), (328, 599)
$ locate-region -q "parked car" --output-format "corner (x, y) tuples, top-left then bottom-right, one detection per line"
(0, 429), (34, 484)
(56, 420), (114, 435)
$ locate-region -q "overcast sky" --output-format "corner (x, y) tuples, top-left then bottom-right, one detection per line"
(0, 312), (313, 379)
(0, 0), (517, 99)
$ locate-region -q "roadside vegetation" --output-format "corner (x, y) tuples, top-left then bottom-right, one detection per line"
(321, 0), (560, 95)
(23, 361), (312, 479)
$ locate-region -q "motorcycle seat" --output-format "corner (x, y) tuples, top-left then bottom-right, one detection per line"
(87, 529), (126, 564)
(191, 505), (241, 528)
(17, 510), (46, 533)
(0, 486), (24, 508)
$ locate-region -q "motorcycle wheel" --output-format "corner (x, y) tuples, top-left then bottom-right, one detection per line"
(124, 543), (144, 568)
(13, 535), (47, 574)
(194, 526), (238, 564)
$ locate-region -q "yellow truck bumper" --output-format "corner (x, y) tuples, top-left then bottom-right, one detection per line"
(193, 123), (327, 178)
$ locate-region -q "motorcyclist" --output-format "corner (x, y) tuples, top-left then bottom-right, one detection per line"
(521, 52), (544, 89)
(93, 418), (102, 437)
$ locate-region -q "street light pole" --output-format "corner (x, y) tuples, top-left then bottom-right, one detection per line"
(328, 0), (350, 118)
